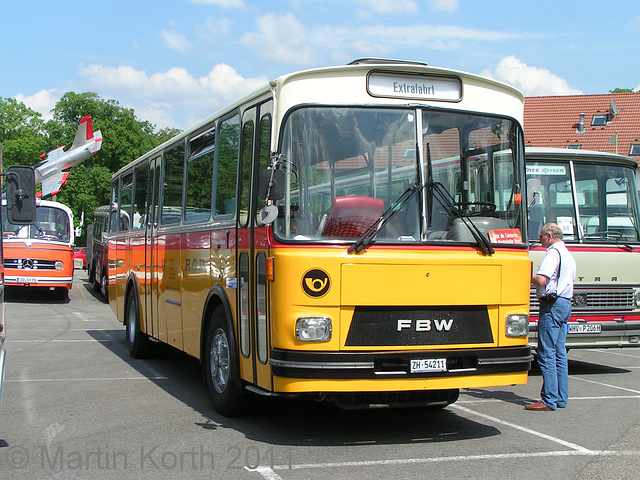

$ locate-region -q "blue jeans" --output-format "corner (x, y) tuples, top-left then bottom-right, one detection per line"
(537, 297), (571, 410)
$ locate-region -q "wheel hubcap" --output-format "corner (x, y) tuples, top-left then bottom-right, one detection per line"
(127, 301), (135, 342)
(210, 329), (229, 393)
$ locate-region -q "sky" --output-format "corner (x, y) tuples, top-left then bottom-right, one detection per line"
(3, 0), (640, 131)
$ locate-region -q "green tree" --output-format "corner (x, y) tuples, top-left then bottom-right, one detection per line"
(1, 92), (182, 242)
(609, 88), (635, 93)
(0, 97), (48, 166)
(49, 92), (182, 239)
(52, 92), (162, 172)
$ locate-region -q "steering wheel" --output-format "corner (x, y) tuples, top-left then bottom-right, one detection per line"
(453, 201), (497, 216)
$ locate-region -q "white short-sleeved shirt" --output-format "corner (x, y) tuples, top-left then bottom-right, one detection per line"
(535, 241), (576, 299)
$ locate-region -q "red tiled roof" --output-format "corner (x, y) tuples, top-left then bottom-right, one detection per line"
(523, 93), (640, 162)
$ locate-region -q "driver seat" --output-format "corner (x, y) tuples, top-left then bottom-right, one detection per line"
(321, 196), (384, 237)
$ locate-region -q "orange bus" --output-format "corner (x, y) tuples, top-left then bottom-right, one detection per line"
(107, 59), (532, 416)
(2, 199), (74, 300)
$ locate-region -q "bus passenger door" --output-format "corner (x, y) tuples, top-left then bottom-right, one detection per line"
(237, 101), (273, 392)
(145, 156), (162, 341)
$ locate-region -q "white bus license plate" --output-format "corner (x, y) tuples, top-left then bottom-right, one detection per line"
(410, 358), (447, 373)
(568, 324), (601, 334)
(17, 277), (38, 283)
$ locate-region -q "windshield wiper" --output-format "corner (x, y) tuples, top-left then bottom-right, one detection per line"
(424, 142), (493, 255)
(428, 180), (495, 256)
(348, 183), (423, 253)
(584, 231), (635, 251)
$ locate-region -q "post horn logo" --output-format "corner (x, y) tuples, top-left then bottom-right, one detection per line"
(302, 269), (330, 297)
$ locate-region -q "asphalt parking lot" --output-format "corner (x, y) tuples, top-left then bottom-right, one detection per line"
(0, 270), (639, 479)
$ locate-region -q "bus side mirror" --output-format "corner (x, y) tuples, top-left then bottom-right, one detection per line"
(526, 178), (541, 207)
(258, 169), (285, 201)
(6, 165), (36, 224)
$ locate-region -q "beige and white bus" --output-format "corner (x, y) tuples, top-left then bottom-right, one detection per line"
(527, 147), (640, 349)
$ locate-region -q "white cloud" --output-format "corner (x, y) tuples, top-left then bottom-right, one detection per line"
(77, 63), (267, 128)
(161, 29), (193, 53)
(245, 13), (525, 66)
(14, 89), (60, 121)
(188, 0), (245, 7)
(624, 14), (640, 32)
(429, 0), (459, 12)
(240, 13), (318, 65)
(482, 56), (582, 96)
(195, 16), (234, 43)
(306, 23), (525, 63)
(358, 0), (419, 14)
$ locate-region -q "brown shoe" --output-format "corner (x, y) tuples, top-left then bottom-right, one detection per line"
(524, 400), (553, 411)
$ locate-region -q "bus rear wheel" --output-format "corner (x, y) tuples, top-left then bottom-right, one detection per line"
(126, 292), (150, 358)
(100, 270), (108, 302)
(204, 306), (252, 416)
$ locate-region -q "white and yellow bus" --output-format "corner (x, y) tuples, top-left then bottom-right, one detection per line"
(526, 147), (640, 349)
(107, 59), (532, 416)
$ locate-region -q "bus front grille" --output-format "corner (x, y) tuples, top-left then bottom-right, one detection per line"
(345, 306), (494, 346)
(3, 258), (59, 270)
(530, 287), (636, 313)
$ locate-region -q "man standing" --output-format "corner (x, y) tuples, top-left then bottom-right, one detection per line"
(526, 222), (576, 412)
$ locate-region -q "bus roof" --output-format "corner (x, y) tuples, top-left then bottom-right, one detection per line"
(525, 146), (639, 168)
(113, 59), (525, 179)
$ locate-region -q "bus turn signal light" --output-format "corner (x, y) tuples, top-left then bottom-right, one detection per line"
(266, 256), (274, 281)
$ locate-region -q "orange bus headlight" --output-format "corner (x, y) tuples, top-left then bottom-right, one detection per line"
(295, 317), (332, 342)
(506, 314), (529, 337)
(55, 261), (64, 270)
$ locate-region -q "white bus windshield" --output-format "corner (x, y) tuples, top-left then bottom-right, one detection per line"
(527, 162), (640, 243)
(273, 106), (524, 245)
(2, 205), (71, 243)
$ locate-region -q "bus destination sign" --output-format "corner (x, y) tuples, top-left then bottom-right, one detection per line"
(368, 72), (462, 101)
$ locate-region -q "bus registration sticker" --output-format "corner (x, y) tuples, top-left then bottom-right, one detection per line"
(410, 358), (447, 373)
(489, 229), (522, 244)
(568, 324), (601, 334)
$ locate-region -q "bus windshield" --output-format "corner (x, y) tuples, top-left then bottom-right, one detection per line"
(2, 205), (71, 243)
(274, 106), (524, 245)
(527, 161), (640, 243)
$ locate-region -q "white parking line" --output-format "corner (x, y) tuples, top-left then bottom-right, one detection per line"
(249, 450), (638, 479)
(451, 404), (594, 453)
(458, 394), (640, 405)
(585, 349), (640, 359)
(248, 397), (640, 479)
(572, 376), (640, 394)
(6, 376), (168, 382)
(9, 339), (109, 343)
(251, 466), (285, 480)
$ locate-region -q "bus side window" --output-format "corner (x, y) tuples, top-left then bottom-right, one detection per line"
(162, 142), (185, 225)
(133, 164), (149, 229)
(186, 127), (215, 223)
(214, 113), (240, 219)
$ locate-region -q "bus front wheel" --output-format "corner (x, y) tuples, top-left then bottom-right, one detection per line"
(204, 306), (252, 416)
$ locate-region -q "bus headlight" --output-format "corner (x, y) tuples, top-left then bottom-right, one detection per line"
(506, 314), (529, 337)
(55, 261), (64, 271)
(295, 317), (332, 342)
(634, 292), (640, 307)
